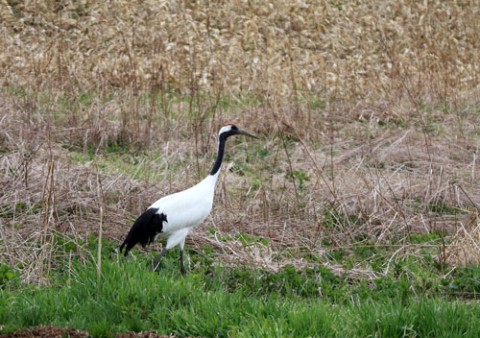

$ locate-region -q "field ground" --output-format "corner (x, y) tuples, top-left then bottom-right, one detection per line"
(1, 0), (480, 337)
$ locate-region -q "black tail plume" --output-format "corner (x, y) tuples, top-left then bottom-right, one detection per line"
(120, 208), (167, 256)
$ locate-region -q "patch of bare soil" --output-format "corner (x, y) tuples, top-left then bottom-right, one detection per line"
(116, 333), (174, 338)
(0, 326), (174, 338)
(0, 326), (87, 338)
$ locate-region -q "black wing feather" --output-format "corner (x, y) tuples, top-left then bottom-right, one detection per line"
(120, 208), (167, 256)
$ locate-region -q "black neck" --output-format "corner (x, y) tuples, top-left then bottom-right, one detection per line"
(210, 135), (227, 176)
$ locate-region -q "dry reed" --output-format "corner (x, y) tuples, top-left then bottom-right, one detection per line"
(1, 0), (479, 283)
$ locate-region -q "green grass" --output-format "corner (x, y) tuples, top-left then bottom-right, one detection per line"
(1, 240), (480, 337)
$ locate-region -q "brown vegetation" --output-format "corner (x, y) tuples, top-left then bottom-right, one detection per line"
(1, 0), (480, 282)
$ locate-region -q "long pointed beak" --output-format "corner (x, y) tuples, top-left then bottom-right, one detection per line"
(238, 129), (258, 139)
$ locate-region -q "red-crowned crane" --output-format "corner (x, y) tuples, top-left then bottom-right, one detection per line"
(120, 124), (257, 274)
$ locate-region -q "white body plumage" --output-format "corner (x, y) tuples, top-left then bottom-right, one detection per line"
(149, 173), (219, 250)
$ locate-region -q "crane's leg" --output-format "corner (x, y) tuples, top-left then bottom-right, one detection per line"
(160, 229), (190, 274)
(152, 247), (167, 272)
(179, 238), (187, 275)
(179, 249), (186, 275)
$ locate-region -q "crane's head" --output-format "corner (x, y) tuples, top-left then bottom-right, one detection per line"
(219, 124), (258, 140)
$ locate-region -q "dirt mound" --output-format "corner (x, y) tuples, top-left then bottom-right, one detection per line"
(0, 326), (174, 338)
(0, 326), (87, 338)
